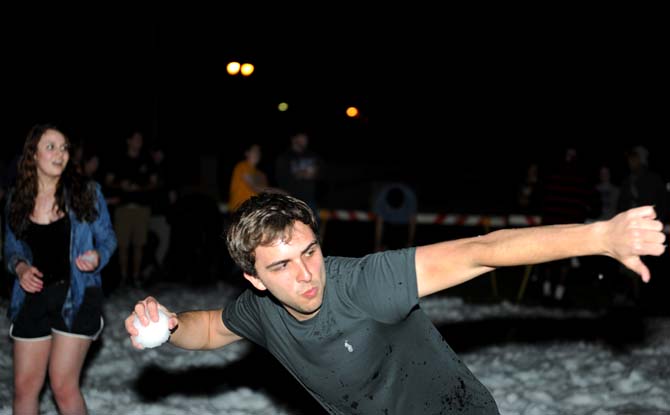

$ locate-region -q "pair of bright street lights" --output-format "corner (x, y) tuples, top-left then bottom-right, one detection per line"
(226, 62), (254, 76)
(225, 60), (362, 119)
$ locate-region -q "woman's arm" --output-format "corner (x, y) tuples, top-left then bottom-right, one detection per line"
(3, 195), (31, 275)
(90, 182), (118, 268)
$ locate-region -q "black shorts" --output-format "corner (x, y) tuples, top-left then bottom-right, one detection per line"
(10, 280), (104, 341)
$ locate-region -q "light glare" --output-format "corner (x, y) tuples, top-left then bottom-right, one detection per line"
(227, 62), (241, 75)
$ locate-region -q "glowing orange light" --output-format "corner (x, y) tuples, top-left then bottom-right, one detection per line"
(240, 63), (255, 76)
(227, 62), (241, 75)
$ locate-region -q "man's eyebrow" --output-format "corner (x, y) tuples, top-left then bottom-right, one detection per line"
(265, 240), (319, 269)
(265, 259), (288, 270)
(302, 240), (318, 254)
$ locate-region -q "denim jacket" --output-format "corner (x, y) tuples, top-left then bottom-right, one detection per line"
(4, 182), (117, 330)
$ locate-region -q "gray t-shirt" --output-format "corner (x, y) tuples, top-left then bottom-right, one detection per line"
(222, 248), (499, 414)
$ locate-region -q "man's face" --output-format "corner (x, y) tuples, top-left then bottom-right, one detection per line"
(244, 221), (326, 321)
(128, 132), (143, 152)
(246, 144), (261, 166)
(291, 134), (308, 152)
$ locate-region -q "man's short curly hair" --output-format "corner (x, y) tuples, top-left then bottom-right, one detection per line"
(225, 193), (319, 276)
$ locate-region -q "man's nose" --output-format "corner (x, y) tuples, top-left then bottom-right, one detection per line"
(296, 260), (312, 283)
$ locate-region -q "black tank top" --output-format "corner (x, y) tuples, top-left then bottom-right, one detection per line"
(25, 215), (71, 285)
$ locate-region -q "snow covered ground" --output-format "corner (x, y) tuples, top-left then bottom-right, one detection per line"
(1, 282), (668, 415)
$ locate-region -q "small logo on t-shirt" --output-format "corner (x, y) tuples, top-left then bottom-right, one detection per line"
(344, 340), (354, 352)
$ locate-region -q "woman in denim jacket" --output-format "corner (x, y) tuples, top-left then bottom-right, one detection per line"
(4, 123), (117, 415)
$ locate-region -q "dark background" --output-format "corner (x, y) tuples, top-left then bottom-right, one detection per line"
(1, 12), (668, 412)
(3, 9), (667, 212)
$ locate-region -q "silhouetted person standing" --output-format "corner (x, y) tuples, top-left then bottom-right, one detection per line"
(538, 147), (596, 302)
(275, 131), (323, 220)
(618, 146), (667, 223)
(229, 143), (283, 212)
(105, 130), (157, 287)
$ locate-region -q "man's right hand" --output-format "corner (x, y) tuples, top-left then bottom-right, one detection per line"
(125, 296), (179, 349)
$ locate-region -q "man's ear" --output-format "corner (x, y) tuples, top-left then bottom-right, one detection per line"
(243, 273), (267, 291)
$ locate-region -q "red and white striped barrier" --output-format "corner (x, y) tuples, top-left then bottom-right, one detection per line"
(221, 203), (670, 232)
(320, 209), (375, 222)
(320, 210), (541, 228)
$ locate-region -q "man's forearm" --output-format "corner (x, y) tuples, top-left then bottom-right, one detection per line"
(169, 309), (220, 350)
(417, 222), (603, 297)
(476, 221), (605, 267)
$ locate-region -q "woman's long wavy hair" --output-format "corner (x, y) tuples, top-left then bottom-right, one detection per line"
(8, 123), (98, 238)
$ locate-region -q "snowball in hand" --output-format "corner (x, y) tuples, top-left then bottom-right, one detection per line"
(81, 253), (96, 263)
(133, 309), (170, 349)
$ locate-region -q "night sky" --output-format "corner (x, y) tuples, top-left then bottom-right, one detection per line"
(3, 11), (667, 211)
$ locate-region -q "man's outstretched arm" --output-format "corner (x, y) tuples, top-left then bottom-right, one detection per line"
(415, 205), (666, 298)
